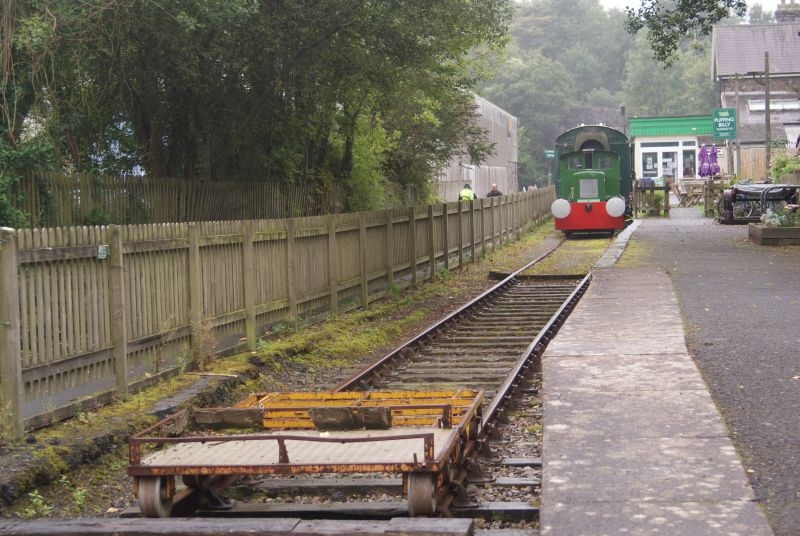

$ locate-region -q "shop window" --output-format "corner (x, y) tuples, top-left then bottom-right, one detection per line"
(642, 152), (658, 177)
(682, 150), (696, 178)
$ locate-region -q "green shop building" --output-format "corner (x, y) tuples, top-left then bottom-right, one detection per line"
(628, 115), (720, 182)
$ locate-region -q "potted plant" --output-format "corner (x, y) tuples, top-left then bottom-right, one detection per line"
(749, 207), (800, 245)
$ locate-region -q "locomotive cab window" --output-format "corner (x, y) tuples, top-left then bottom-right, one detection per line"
(566, 155), (583, 170)
(597, 154), (613, 169)
(584, 151), (593, 170)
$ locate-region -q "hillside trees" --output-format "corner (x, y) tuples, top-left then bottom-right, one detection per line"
(624, 0), (747, 64)
(622, 33), (716, 117)
(481, 0), (727, 187)
(0, 0), (512, 222)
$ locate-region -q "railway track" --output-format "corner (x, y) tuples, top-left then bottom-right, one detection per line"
(127, 242), (592, 525)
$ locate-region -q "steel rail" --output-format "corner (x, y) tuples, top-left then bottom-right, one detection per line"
(481, 273), (591, 428)
(333, 238), (564, 392)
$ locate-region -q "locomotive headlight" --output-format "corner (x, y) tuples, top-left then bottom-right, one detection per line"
(605, 197), (626, 218)
(551, 199), (571, 219)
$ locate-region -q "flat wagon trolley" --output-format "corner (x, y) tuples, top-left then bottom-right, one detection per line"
(129, 390), (484, 517)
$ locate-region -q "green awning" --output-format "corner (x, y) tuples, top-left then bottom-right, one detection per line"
(628, 116), (713, 138)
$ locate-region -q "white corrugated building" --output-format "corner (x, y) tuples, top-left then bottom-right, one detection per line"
(433, 95), (519, 201)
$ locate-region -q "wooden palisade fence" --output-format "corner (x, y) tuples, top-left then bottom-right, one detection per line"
(632, 180), (671, 217)
(703, 178), (728, 217)
(0, 188), (554, 440)
(10, 172), (334, 227)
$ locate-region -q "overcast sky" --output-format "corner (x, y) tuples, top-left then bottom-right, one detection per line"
(598, 0), (780, 13)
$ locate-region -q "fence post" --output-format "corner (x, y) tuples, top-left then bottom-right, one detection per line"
(188, 224), (205, 365)
(385, 211), (393, 288)
(328, 215), (339, 315)
(664, 184), (671, 217)
(480, 199), (486, 258)
(286, 219), (297, 320)
(469, 200), (476, 263)
(501, 198), (508, 246)
(428, 205), (436, 279)
(408, 206), (418, 287)
(441, 203), (449, 271)
(108, 225), (129, 398)
(0, 228), (23, 441)
(490, 198), (497, 252)
(359, 213), (369, 307)
(242, 221), (257, 351)
(457, 202), (464, 269)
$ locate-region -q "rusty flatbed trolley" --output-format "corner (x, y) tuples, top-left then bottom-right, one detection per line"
(129, 390), (484, 517)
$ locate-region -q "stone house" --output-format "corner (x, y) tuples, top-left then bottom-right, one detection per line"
(711, 2), (800, 179)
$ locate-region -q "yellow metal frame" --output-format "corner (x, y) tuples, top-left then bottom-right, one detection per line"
(234, 389), (479, 429)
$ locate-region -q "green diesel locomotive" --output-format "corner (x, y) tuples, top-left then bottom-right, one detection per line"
(550, 125), (632, 235)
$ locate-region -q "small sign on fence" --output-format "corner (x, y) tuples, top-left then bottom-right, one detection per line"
(97, 245), (110, 260)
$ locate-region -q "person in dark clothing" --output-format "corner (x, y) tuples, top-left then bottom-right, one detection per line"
(486, 183), (503, 197)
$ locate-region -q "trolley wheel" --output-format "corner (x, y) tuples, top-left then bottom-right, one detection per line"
(138, 476), (173, 518)
(407, 472), (436, 516)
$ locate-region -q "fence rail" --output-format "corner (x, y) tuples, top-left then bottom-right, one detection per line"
(0, 188), (555, 439)
(9, 172), (334, 227)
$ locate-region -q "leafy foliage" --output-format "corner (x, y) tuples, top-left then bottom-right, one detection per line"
(622, 33), (716, 117)
(0, 0), (512, 215)
(624, 0), (747, 65)
(480, 0), (725, 187)
(772, 154), (800, 180)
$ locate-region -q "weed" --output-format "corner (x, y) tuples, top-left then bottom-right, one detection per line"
(20, 490), (54, 518)
(71, 488), (87, 512)
(439, 268), (451, 281)
(190, 319), (218, 371)
(74, 411), (91, 425)
(271, 321), (290, 336)
(388, 283), (401, 301)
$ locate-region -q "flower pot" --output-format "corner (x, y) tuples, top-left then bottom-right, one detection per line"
(748, 223), (800, 245)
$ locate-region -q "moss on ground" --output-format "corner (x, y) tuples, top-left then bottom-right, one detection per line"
(616, 237), (653, 268)
(522, 236), (612, 275)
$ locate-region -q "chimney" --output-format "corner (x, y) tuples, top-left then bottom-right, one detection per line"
(776, 0), (800, 22)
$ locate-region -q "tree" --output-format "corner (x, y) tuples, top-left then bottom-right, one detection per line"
(748, 4), (774, 23)
(624, 0), (747, 65)
(622, 33), (715, 117)
(481, 52), (574, 186)
(0, 0), (513, 223)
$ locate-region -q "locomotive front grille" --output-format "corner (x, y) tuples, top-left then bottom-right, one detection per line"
(579, 178), (599, 199)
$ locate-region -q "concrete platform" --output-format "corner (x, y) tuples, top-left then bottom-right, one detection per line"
(541, 266), (773, 536)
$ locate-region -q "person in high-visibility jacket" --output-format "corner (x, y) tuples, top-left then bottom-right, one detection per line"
(459, 183), (476, 201)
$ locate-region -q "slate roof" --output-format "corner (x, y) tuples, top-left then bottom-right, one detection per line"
(712, 23), (800, 78)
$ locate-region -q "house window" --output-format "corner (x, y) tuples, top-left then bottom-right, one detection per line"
(747, 99), (800, 112)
